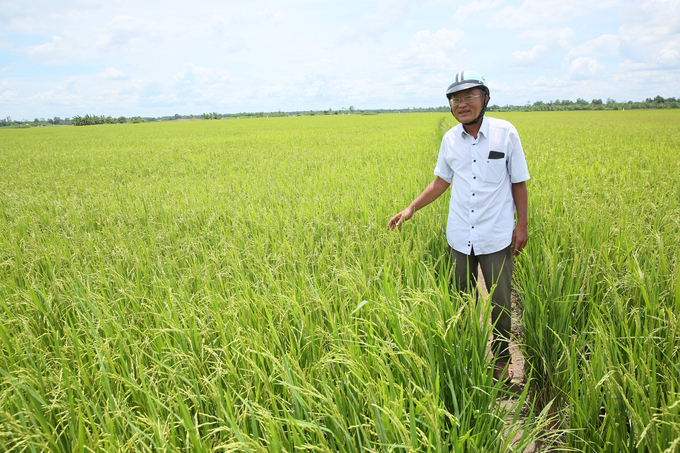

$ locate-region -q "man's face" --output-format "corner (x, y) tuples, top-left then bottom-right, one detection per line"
(449, 87), (487, 124)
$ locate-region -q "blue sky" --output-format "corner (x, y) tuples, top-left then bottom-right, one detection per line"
(1, 0), (679, 119)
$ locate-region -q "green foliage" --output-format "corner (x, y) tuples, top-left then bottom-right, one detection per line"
(201, 112), (222, 120)
(506, 110), (680, 452)
(72, 114), (105, 126)
(0, 112), (678, 451)
(0, 115), (552, 451)
(491, 96), (680, 112)
(71, 115), (142, 126)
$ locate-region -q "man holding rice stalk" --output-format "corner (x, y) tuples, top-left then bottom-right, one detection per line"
(388, 70), (530, 382)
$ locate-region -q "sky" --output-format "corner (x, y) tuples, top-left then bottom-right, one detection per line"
(1, 0), (679, 119)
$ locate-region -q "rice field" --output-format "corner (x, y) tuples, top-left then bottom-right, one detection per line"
(0, 111), (678, 452)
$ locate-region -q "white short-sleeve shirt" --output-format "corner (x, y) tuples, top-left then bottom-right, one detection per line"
(434, 116), (530, 255)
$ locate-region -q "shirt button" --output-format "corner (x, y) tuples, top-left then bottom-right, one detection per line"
(472, 193), (475, 196)
(471, 210), (474, 212)
(473, 159), (476, 162)
(471, 226), (474, 229)
(473, 176), (476, 179)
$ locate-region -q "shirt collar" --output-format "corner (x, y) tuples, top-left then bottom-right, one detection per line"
(458, 116), (489, 140)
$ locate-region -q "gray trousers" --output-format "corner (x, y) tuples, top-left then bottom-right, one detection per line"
(449, 245), (513, 362)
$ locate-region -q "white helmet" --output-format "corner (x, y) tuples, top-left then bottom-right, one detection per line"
(446, 70), (489, 97)
(446, 70), (490, 125)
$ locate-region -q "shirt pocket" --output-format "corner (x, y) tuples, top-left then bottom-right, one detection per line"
(482, 158), (507, 184)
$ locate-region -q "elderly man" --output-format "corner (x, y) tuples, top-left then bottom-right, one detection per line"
(387, 70), (530, 381)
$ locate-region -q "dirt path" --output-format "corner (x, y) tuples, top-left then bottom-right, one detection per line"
(477, 268), (542, 452)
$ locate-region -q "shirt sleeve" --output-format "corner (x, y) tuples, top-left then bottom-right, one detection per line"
(434, 134), (454, 183)
(507, 126), (530, 183)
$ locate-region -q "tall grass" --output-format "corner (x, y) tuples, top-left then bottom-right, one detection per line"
(508, 111), (680, 451)
(0, 115), (549, 451)
(3, 112), (677, 451)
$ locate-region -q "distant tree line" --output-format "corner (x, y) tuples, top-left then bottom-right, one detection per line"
(0, 116), (72, 128)
(0, 115), (145, 127)
(71, 114), (143, 126)
(2, 96), (678, 128)
(487, 95), (680, 112)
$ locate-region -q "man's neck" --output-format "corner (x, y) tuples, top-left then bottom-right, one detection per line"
(463, 120), (482, 139)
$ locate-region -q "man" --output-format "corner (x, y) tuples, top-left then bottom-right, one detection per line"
(387, 70), (529, 381)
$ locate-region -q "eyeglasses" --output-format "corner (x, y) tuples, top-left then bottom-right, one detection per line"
(449, 94), (483, 107)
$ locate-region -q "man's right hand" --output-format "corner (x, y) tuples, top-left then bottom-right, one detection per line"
(386, 177), (450, 231)
(387, 206), (415, 231)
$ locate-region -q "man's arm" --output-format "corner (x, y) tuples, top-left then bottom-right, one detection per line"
(511, 181), (528, 256)
(387, 176), (451, 230)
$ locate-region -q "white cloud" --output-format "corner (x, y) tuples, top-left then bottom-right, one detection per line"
(489, 0), (570, 28)
(3, 1), (105, 35)
(613, 59), (680, 98)
(161, 64), (238, 103)
(521, 76), (574, 103)
(174, 63), (232, 86)
(94, 15), (149, 48)
(454, 0), (505, 17)
(395, 28), (465, 71)
(208, 13), (229, 34)
(149, 93), (180, 105)
(616, 58), (680, 80)
(509, 28), (574, 67)
(2, 62), (22, 72)
(1, 0), (677, 116)
(256, 8), (286, 22)
(338, 0), (415, 42)
(567, 57), (606, 80)
(18, 72), (148, 115)
(27, 35), (63, 55)
(519, 28), (574, 50)
(656, 39), (680, 66)
(98, 67), (129, 80)
(26, 35), (78, 64)
(412, 28), (462, 52)
(619, 0), (680, 67)
(28, 86), (72, 104)
(532, 76), (569, 88)
(304, 59), (334, 67)
(510, 45), (551, 67)
(567, 34), (619, 60)
(6, 15), (55, 36)
(339, 78), (394, 102)
(620, 0), (680, 45)
(0, 91), (19, 102)
(618, 59), (654, 72)
(489, 0), (623, 29)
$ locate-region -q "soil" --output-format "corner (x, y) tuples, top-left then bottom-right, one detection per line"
(476, 268), (545, 452)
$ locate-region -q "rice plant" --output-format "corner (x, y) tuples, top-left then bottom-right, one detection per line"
(0, 115), (552, 451)
(510, 110), (680, 452)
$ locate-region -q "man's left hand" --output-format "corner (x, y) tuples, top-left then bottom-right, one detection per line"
(511, 224), (528, 256)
